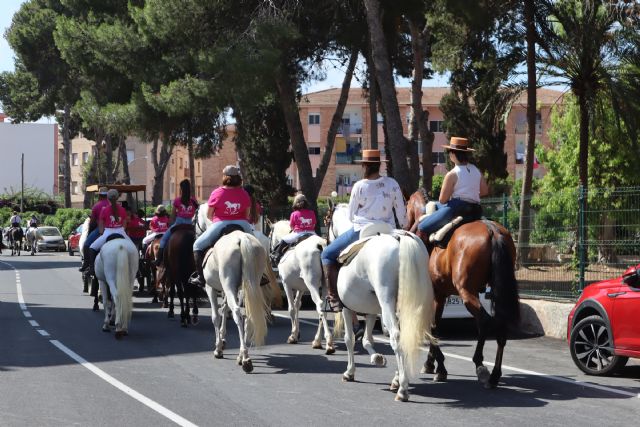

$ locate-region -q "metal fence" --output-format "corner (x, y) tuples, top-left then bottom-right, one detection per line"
(482, 186), (640, 299)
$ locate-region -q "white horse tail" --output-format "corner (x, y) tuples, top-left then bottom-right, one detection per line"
(240, 234), (269, 347)
(397, 234), (434, 377)
(115, 243), (133, 330)
(264, 264), (283, 309)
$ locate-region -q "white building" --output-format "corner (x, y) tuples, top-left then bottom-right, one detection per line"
(0, 117), (58, 196)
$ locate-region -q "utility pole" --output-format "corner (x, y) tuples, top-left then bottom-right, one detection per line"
(21, 153), (24, 212)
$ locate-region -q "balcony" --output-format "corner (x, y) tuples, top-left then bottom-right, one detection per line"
(338, 123), (363, 136)
(515, 122), (543, 134)
(336, 151), (362, 164)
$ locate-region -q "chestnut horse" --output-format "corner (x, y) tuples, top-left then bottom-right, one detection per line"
(405, 190), (520, 389)
(164, 225), (198, 326)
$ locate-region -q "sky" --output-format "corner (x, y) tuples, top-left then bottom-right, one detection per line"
(0, 0), (451, 122)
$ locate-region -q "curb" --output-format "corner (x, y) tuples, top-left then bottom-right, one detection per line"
(519, 298), (575, 340)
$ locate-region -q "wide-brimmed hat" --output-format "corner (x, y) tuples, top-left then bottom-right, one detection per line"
(355, 149), (388, 164)
(106, 189), (119, 200)
(223, 165), (240, 176)
(155, 205), (167, 215)
(293, 194), (307, 205)
(442, 136), (475, 152)
(98, 186), (109, 195)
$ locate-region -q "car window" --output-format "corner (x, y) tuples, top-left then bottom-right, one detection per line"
(38, 228), (61, 237)
(75, 225), (83, 233)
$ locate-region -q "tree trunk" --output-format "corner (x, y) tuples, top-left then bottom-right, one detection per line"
(118, 136), (134, 207)
(517, 0), (537, 266)
(314, 49), (358, 198)
(420, 109), (434, 195)
(104, 135), (115, 184)
(61, 104), (72, 207)
(275, 68), (316, 207)
(368, 53), (378, 149)
(188, 138), (196, 197)
(363, 0), (416, 195)
(151, 136), (173, 205)
(82, 155), (97, 208)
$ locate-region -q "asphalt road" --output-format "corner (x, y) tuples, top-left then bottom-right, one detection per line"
(1, 252), (638, 427)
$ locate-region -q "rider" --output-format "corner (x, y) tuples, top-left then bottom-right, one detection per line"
(79, 187), (110, 272)
(9, 211), (22, 229)
(417, 137), (488, 240)
(189, 165), (253, 287)
(155, 179), (198, 266)
(142, 205), (170, 253)
(270, 193), (317, 266)
(125, 207), (147, 251)
(88, 189), (130, 274)
(321, 149), (406, 309)
(28, 215), (39, 229)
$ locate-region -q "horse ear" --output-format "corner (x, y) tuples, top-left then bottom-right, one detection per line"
(265, 218), (273, 228)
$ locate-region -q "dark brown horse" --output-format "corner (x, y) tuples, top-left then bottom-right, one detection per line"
(164, 224), (198, 326)
(405, 190), (520, 388)
(144, 238), (167, 305)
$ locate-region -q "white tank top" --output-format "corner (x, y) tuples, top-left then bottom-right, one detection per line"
(451, 164), (481, 203)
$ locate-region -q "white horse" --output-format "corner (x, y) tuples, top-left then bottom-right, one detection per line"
(196, 203), (275, 372)
(25, 227), (39, 254)
(269, 220), (335, 354)
(329, 206), (436, 402)
(95, 238), (139, 339)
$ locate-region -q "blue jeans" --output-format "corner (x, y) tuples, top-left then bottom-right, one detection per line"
(321, 227), (360, 265)
(83, 228), (100, 249)
(159, 217), (193, 249)
(418, 198), (478, 235)
(193, 220), (252, 252)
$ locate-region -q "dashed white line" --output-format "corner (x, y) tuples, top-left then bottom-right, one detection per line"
(2, 260), (199, 427)
(273, 313), (640, 399)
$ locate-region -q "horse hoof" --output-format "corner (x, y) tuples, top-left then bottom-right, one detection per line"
(433, 371), (448, 382)
(372, 354), (386, 367)
(287, 336), (298, 344)
(237, 355), (243, 366)
(151, 297), (158, 304)
(221, 340), (226, 350)
(394, 392), (409, 402)
(115, 330), (126, 340)
(342, 373), (354, 382)
(311, 340), (322, 349)
(389, 380), (400, 392)
(488, 374), (500, 389)
(476, 366), (490, 385)
(109, 320), (116, 327)
(181, 320), (188, 328)
(241, 359), (254, 373)
(325, 346), (336, 355)
(421, 364), (436, 375)
(213, 350), (223, 359)
(102, 325), (110, 332)
(92, 304), (99, 312)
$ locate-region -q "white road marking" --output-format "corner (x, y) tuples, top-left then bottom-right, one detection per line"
(2, 260), (199, 427)
(273, 313), (640, 399)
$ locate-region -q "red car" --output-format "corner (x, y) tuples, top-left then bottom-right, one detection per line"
(68, 223), (84, 256)
(567, 264), (640, 375)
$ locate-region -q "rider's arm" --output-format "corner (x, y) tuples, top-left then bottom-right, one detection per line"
(439, 171), (457, 204)
(347, 182), (361, 222)
(391, 182), (407, 229)
(207, 206), (215, 220)
(479, 174), (489, 197)
(98, 217), (105, 234)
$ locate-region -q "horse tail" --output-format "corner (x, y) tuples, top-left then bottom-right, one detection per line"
(489, 225), (520, 325)
(240, 234), (269, 347)
(115, 243), (133, 330)
(263, 263), (283, 309)
(397, 234), (435, 377)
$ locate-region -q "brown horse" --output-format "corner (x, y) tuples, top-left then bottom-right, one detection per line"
(405, 190), (520, 389)
(145, 238), (167, 306)
(164, 224), (198, 326)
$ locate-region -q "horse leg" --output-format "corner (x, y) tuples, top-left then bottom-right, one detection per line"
(206, 286), (224, 358)
(489, 320), (507, 388)
(294, 290), (303, 340)
(341, 307), (356, 382)
(380, 305), (409, 402)
(362, 314), (386, 367)
(227, 292), (253, 373)
(192, 293), (199, 325)
(219, 297), (229, 350)
(283, 284), (298, 344)
(168, 283), (175, 318)
(423, 295), (447, 382)
(100, 280), (110, 332)
(470, 303), (493, 387)
(308, 283), (334, 354)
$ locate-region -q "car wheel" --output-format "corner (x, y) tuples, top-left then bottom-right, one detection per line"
(570, 314), (628, 376)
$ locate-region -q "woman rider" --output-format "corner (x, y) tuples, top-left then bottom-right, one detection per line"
(321, 149), (406, 309)
(417, 137), (488, 239)
(88, 189), (131, 274)
(189, 165), (253, 287)
(79, 187), (110, 272)
(155, 179), (198, 266)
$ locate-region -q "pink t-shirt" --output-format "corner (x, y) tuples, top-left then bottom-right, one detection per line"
(207, 187), (251, 222)
(99, 205), (127, 228)
(173, 197), (198, 219)
(150, 216), (169, 232)
(290, 209), (316, 232)
(91, 199), (110, 223)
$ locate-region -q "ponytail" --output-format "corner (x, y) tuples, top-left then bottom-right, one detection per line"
(110, 199), (119, 222)
(180, 179), (191, 206)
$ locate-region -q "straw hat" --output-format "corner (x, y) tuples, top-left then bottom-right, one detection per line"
(442, 136), (475, 152)
(98, 186), (109, 195)
(355, 149), (388, 164)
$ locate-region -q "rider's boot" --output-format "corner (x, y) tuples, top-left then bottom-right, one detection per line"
(88, 249), (99, 276)
(79, 246), (90, 272)
(189, 250), (206, 288)
(154, 247), (164, 267)
(323, 263), (343, 312)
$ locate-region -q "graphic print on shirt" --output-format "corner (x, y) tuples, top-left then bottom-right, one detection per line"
(224, 200), (241, 215)
(299, 217), (312, 226)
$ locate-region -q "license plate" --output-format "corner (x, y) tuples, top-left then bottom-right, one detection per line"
(446, 296), (462, 305)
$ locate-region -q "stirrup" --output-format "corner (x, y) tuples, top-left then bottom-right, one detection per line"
(188, 272), (205, 288)
(322, 296), (343, 313)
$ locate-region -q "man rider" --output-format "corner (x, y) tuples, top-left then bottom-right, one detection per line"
(78, 187), (110, 272)
(9, 211), (22, 228)
(28, 215), (39, 229)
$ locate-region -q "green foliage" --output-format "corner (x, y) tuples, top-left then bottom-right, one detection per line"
(42, 208), (90, 237)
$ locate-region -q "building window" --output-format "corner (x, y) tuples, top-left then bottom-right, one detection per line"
(429, 121), (445, 133)
(308, 146), (321, 155)
(179, 157), (183, 168)
(197, 186), (201, 198)
(126, 150), (135, 165)
(433, 152), (447, 164)
(308, 113), (320, 125)
(82, 152), (89, 164)
(71, 181), (79, 195)
(197, 162), (201, 173)
(72, 153), (78, 166)
(377, 113), (383, 123)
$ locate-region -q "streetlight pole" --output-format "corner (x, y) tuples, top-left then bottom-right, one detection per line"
(21, 153), (24, 213)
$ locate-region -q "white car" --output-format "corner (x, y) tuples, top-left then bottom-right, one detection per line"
(441, 291), (493, 319)
(36, 226), (67, 252)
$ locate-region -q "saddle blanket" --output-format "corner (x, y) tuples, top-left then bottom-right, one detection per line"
(337, 229), (413, 267)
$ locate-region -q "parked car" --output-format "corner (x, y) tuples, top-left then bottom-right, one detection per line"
(36, 226), (66, 252)
(567, 264), (640, 376)
(442, 292), (493, 319)
(68, 224), (84, 256)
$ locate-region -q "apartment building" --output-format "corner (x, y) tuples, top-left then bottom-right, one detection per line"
(291, 87), (563, 196)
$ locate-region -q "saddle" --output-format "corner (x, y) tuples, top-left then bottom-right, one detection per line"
(419, 203), (483, 248)
(337, 222), (395, 267)
(202, 225), (249, 267)
(274, 233), (315, 265)
(106, 233), (125, 242)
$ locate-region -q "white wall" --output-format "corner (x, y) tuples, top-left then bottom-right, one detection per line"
(0, 122), (56, 195)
